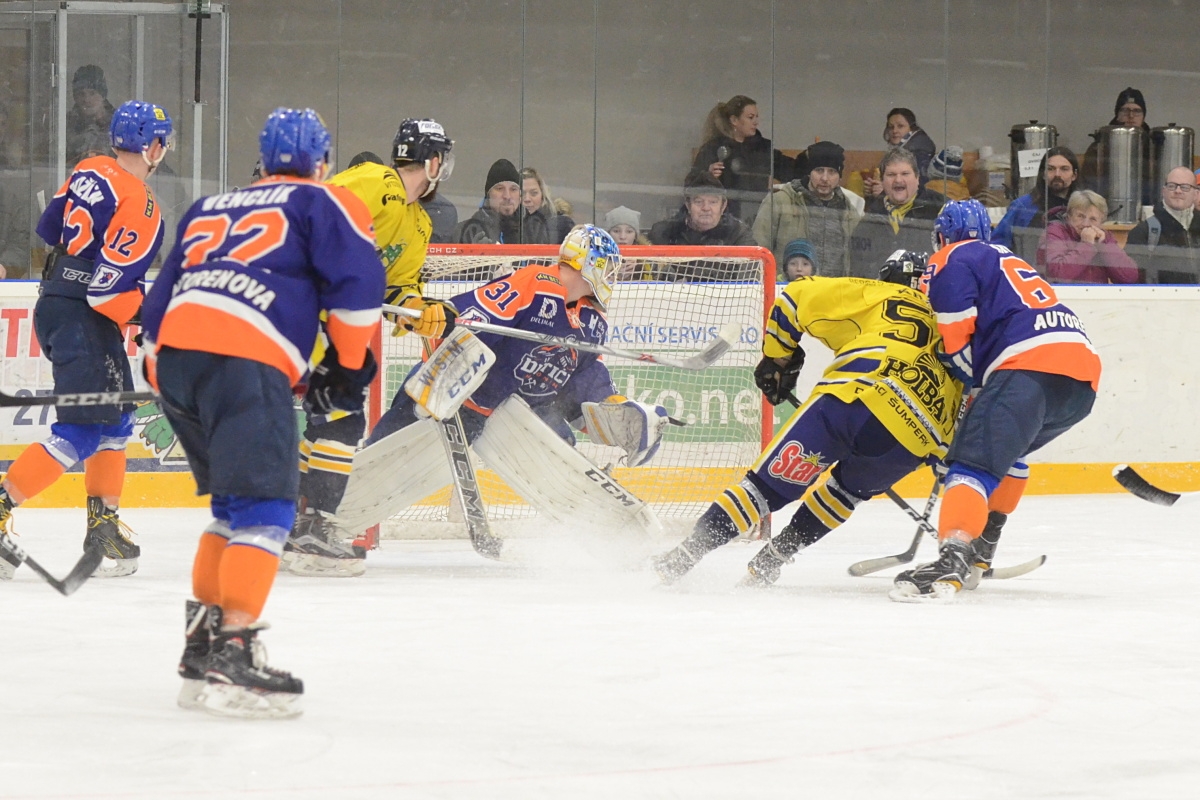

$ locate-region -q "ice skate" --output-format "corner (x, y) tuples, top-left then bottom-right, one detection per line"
(740, 540), (794, 588)
(84, 497), (139, 577)
(280, 509), (365, 577)
(177, 600), (212, 710)
(203, 621), (304, 720)
(651, 542), (700, 585)
(0, 486), (18, 581)
(963, 512), (1006, 590)
(889, 539), (972, 603)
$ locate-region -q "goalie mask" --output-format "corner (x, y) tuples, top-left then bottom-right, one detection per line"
(560, 224), (620, 310)
(878, 249), (928, 290)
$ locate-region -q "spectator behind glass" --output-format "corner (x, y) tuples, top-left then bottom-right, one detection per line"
(648, 169), (756, 248)
(754, 140), (864, 276)
(457, 158), (549, 244)
(781, 238), (818, 281)
(692, 95), (794, 223)
(66, 65), (115, 167)
(605, 205), (648, 246)
(521, 167), (573, 244)
(1125, 166), (1200, 284)
(993, 146), (1082, 262)
(1037, 190), (1139, 284)
(1082, 87), (1152, 205)
(925, 147), (968, 201)
(848, 148), (941, 279)
(863, 107), (936, 197)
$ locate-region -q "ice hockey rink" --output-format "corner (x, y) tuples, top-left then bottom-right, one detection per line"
(3, 493), (1196, 800)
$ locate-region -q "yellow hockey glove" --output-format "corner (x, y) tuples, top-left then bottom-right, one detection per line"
(389, 291), (458, 339)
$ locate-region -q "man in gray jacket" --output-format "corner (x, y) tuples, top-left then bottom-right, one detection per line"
(752, 141), (863, 276)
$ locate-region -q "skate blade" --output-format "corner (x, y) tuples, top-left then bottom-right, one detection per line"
(92, 557), (138, 578)
(281, 552), (365, 578)
(177, 678), (207, 710)
(963, 565), (984, 591)
(888, 580), (960, 604)
(0, 561), (16, 581)
(201, 683), (303, 720)
(737, 567), (775, 589)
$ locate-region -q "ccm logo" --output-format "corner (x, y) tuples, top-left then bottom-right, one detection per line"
(584, 468), (638, 507)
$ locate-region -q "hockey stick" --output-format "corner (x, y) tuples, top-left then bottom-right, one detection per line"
(847, 487), (939, 576)
(1112, 464), (1197, 507)
(0, 537), (104, 596)
(0, 389), (156, 408)
(383, 305), (740, 371)
(418, 338), (503, 561)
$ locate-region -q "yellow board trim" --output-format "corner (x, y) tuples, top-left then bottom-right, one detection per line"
(9, 462), (1200, 509)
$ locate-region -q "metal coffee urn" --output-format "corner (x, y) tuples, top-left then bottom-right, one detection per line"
(1150, 123), (1195, 192)
(1009, 121), (1058, 197)
(1097, 125), (1143, 224)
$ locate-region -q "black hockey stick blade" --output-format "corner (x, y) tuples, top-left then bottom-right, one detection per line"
(1112, 464), (1189, 507)
(846, 528), (924, 577)
(0, 537), (104, 596)
(0, 389), (157, 408)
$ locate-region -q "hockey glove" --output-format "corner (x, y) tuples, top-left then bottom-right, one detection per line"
(389, 290), (458, 339)
(304, 347), (379, 415)
(754, 347), (805, 406)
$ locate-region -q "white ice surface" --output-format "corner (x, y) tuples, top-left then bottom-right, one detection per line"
(3, 494), (1199, 799)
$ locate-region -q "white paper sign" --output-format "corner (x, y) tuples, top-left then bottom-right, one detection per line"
(1017, 147), (1049, 178)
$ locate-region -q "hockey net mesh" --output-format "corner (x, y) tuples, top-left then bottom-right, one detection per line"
(373, 244), (773, 537)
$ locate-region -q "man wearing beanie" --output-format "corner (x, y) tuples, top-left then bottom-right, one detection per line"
(753, 140), (863, 276)
(457, 158), (552, 244)
(648, 170), (756, 263)
(1082, 86), (1152, 204)
(66, 64), (115, 166)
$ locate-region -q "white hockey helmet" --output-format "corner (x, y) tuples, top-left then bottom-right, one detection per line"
(560, 223), (620, 309)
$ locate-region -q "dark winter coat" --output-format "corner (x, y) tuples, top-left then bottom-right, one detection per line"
(693, 132), (794, 223)
(456, 204), (551, 245)
(647, 209), (756, 281)
(847, 190), (942, 279)
(1126, 203), (1200, 284)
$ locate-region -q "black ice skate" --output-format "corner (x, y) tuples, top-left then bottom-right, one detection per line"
(84, 496), (139, 577)
(740, 540), (795, 588)
(178, 600), (213, 710)
(964, 512), (1007, 591)
(889, 539), (972, 603)
(203, 621), (304, 719)
(0, 485), (19, 581)
(651, 542), (701, 585)
(280, 509), (365, 578)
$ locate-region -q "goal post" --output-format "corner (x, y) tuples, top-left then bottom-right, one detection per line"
(363, 244), (776, 541)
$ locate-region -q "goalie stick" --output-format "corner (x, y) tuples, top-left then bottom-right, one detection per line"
(384, 305), (740, 371)
(0, 537), (104, 596)
(0, 389), (155, 408)
(1112, 464), (1197, 507)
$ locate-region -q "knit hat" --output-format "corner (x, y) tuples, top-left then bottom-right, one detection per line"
(782, 238), (819, 272)
(72, 64), (107, 98)
(348, 151), (384, 168)
(929, 147), (964, 180)
(605, 205), (641, 231)
(1114, 87), (1146, 116)
(805, 141), (844, 175)
(683, 168), (726, 197)
(484, 158), (521, 196)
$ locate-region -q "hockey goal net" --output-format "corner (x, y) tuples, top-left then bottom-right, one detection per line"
(367, 244), (775, 539)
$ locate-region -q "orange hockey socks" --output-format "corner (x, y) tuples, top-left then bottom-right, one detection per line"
(84, 450), (127, 506)
(191, 530), (227, 607)
(938, 483), (989, 544)
(989, 475), (1027, 515)
(218, 544), (280, 626)
(3, 444), (68, 504)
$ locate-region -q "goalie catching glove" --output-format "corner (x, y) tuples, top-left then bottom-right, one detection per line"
(387, 289), (458, 339)
(580, 396), (670, 467)
(304, 346), (378, 415)
(754, 346), (805, 406)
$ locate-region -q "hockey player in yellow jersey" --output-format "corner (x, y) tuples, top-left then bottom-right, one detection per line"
(283, 119), (456, 577)
(653, 251), (964, 586)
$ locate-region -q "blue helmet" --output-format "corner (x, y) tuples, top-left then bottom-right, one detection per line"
(109, 101), (173, 153)
(560, 223), (620, 309)
(259, 107), (331, 177)
(933, 199), (992, 247)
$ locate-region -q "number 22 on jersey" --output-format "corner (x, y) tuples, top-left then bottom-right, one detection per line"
(181, 208), (290, 267)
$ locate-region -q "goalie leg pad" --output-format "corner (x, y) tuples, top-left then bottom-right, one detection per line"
(472, 396), (663, 538)
(333, 419), (452, 535)
(404, 328), (495, 421)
